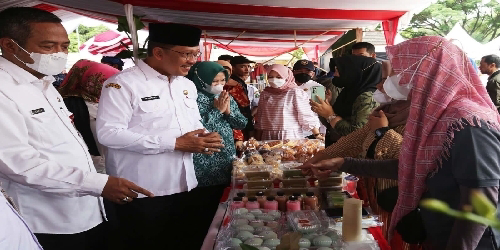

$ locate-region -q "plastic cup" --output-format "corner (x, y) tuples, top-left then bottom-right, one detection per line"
(344, 175), (359, 195)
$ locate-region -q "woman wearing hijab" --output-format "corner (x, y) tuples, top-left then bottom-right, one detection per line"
(186, 61), (247, 249)
(58, 59), (119, 173)
(255, 64), (321, 140)
(301, 36), (500, 249)
(310, 55), (380, 145)
(304, 61), (411, 244)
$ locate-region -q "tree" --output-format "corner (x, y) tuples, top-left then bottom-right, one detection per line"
(68, 25), (110, 53)
(401, 0), (500, 43)
(288, 48), (305, 66)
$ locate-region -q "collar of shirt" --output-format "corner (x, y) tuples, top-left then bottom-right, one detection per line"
(137, 59), (179, 83)
(489, 69), (500, 80)
(0, 56), (55, 91)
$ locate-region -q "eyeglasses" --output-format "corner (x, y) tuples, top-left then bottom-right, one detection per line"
(161, 47), (202, 60)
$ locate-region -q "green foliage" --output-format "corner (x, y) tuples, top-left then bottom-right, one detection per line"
(115, 15), (148, 60)
(402, 0), (500, 43)
(289, 48), (305, 65)
(68, 25), (109, 53)
(421, 190), (500, 230)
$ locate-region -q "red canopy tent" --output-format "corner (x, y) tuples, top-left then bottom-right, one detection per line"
(79, 30), (132, 56)
(7, 0), (431, 59)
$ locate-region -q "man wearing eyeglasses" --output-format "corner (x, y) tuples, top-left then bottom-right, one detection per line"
(96, 23), (224, 249)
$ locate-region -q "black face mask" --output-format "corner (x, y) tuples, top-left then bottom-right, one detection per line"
(294, 73), (312, 84)
(331, 76), (347, 88)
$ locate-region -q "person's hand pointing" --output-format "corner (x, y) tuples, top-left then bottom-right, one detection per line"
(102, 176), (154, 204)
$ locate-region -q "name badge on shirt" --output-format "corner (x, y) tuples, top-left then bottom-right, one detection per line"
(141, 96), (160, 101)
(31, 108), (45, 115)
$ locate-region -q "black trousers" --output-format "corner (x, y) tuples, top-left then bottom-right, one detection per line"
(183, 185), (226, 250)
(35, 222), (107, 250)
(110, 186), (225, 250)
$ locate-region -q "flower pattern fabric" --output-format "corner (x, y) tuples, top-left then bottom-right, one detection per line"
(193, 91), (247, 187)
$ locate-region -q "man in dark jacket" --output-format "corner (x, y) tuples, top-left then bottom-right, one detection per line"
(480, 54), (500, 112)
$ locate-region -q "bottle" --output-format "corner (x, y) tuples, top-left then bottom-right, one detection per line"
(293, 192), (303, 208)
(246, 197), (260, 209)
(276, 191), (287, 212)
(256, 191), (267, 208)
(263, 196), (279, 210)
(304, 192), (319, 211)
(231, 197), (245, 209)
(237, 192), (248, 205)
(286, 196), (301, 211)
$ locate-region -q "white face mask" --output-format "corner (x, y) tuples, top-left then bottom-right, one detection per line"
(383, 42), (441, 101)
(207, 84), (224, 95)
(12, 40), (68, 76)
(373, 89), (393, 104)
(268, 78), (286, 88)
(383, 74), (412, 100)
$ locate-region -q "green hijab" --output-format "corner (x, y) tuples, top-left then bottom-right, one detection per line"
(187, 61), (229, 97)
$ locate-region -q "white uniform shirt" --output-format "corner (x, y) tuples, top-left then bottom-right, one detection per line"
(298, 80), (327, 135)
(247, 84), (260, 109)
(0, 190), (42, 250)
(0, 57), (108, 234)
(97, 60), (204, 197)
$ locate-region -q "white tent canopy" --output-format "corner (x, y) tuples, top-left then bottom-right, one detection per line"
(445, 23), (490, 59)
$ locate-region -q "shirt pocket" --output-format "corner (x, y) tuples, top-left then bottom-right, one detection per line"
(138, 101), (171, 130)
(183, 95), (202, 124)
(30, 111), (67, 147)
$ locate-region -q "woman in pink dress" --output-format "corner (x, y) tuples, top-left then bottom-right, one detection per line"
(255, 64), (321, 140)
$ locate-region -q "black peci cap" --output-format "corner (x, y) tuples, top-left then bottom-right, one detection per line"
(148, 23), (202, 47)
(230, 55), (255, 66)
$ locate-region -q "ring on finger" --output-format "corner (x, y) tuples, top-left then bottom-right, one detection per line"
(122, 196), (130, 202)
(204, 148), (209, 152)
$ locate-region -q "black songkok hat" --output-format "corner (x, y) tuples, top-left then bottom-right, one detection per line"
(149, 23), (202, 47)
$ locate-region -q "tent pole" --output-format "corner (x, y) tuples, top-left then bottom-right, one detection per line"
(76, 25), (81, 53)
(206, 34), (244, 56)
(294, 30), (297, 47)
(262, 28), (335, 65)
(226, 31), (246, 46)
(204, 30), (208, 61)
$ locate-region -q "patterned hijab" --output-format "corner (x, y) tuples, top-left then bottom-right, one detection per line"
(387, 36), (500, 236)
(263, 64), (297, 94)
(187, 61), (229, 97)
(59, 59), (119, 103)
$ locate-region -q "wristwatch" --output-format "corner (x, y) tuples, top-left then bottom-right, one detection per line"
(327, 114), (337, 124)
(375, 127), (390, 138)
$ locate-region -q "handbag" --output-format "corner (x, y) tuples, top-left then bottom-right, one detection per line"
(377, 186), (426, 244)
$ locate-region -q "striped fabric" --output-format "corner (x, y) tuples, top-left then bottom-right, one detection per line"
(386, 36), (500, 238)
(14, 0), (433, 54)
(255, 88), (320, 140)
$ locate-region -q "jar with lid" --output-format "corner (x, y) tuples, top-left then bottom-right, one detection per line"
(303, 192), (319, 210)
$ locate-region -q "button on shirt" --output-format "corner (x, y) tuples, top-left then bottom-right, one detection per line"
(97, 60), (204, 197)
(0, 190), (42, 250)
(0, 57), (108, 234)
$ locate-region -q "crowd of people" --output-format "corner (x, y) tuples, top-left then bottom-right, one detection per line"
(2, 5), (500, 250)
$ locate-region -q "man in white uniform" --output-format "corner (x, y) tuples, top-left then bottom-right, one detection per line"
(97, 23), (224, 249)
(0, 188), (42, 250)
(0, 7), (153, 250)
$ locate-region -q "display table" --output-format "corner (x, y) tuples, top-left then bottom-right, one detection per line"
(201, 187), (391, 250)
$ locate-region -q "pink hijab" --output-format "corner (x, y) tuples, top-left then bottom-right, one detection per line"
(263, 64), (297, 94)
(59, 59), (120, 103)
(387, 36), (500, 237)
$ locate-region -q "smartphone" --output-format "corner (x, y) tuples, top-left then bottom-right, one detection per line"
(311, 86), (325, 102)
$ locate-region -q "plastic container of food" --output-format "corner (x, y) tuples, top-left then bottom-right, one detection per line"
(281, 178), (309, 188)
